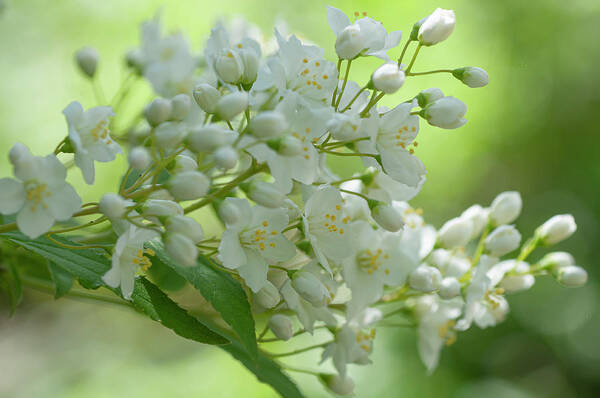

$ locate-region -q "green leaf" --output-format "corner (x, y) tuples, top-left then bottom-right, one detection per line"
(146, 241), (258, 358)
(0, 256), (22, 316)
(131, 277), (228, 345)
(146, 253), (187, 292)
(47, 261), (74, 298)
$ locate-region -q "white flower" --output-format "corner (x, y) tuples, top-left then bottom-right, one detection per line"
(437, 216), (473, 248)
(418, 8), (456, 46)
(453, 67), (489, 88)
(75, 47), (99, 78)
(421, 96), (467, 129)
(0, 144), (81, 239)
(326, 6), (402, 60)
(268, 314), (294, 341)
(62, 101), (121, 185)
(342, 221), (416, 316)
(371, 63), (405, 94)
(557, 265), (587, 287)
(489, 191), (522, 225)
(537, 214), (576, 245)
(485, 225), (521, 256)
(218, 198), (296, 292)
(102, 225), (159, 299)
(303, 186), (354, 273)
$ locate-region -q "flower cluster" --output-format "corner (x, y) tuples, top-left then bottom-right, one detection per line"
(0, 6), (586, 396)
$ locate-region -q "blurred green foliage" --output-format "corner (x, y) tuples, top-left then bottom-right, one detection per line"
(0, 0), (599, 397)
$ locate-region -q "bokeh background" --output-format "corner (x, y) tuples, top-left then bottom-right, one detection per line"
(1, 0), (599, 397)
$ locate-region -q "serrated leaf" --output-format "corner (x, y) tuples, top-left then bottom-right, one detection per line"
(47, 261), (74, 298)
(146, 241), (258, 358)
(146, 253), (187, 291)
(131, 277), (228, 345)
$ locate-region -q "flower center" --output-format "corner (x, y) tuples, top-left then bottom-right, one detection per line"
(90, 119), (113, 144)
(241, 220), (278, 252)
(25, 181), (51, 212)
(356, 248), (390, 275)
(132, 248), (155, 271)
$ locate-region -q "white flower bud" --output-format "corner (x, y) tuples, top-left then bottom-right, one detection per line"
(276, 136), (303, 156)
(335, 24), (365, 59)
(216, 91), (248, 120)
(438, 277), (461, 299)
(500, 273), (534, 293)
(154, 121), (187, 148)
(99, 193), (132, 220)
(214, 146), (238, 170)
(438, 217), (473, 248)
(540, 251), (575, 270)
(214, 49), (244, 84)
(218, 200), (242, 226)
(292, 271), (328, 307)
(320, 374), (355, 396)
(422, 96), (467, 129)
(371, 203), (404, 232)
(170, 94), (192, 120)
(142, 199), (183, 218)
(418, 8), (456, 46)
(537, 214), (577, 245)
(453, 67), (489, 88)
(246, 180), (285, 208)
(557, 265), (587, 287)
(489, 191), (522, 225)
(372, 63), (406, 94)
(75, 47), (99, 78)
(168, 171), (210, 201)
(250, 111), (287, 139)
(164, 233), (198, 267)
(255, 281), (281, 309)
(326, 114), (359, 141)
(409, 265), (442, 292)
(416, 88), (444, 108)
(128, 146), (152, 170)
(485, 225), (521, 256)
(165, 215), (204, 244)
(125, 48), (145, 74)
(193, 83), (221, 114)
(268, 314), (294, 341)
(145, 98), (172, 126)
(186, 125), (234, 152)
(239, 49), (259, 84)
(461, 204), (489, 238)
(173, 154), (198, 173)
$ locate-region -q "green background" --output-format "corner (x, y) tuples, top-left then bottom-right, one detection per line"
(0, 0), (599, 396)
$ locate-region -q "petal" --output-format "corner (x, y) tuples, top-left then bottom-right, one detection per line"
(380, 148), (426, 188)
(0, 178), (25, 214)
(38, 155), (67, 185)
(218, 229), (247, 268)
(75, 152), (96, 185)
(46, 183), (82, 221)
(326, 6), (350, 35)
(16, 204), (54, 238)
(120, 266), (136, 300)
(262, 234), (296, 262)
(384, 30), (403, 50)
(62, 101), (84, 126)
(102, 263), (121, 288)
(237, 249), (268, 292)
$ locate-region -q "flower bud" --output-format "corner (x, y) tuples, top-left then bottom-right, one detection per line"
(164, 233), (198, 267)
(128, 146), (152, 170)
(438, 217), (473, 248)
(255, 281), (281, 309)
(326, 113), (359, 141)
(214, 49), (244, 84)
(170, 94), (192, 120)
(500, 271), (534, 293)
(193, 83), (221, 114)
(268, 314), (294, 341)
(145, 98), (172, 126)
(537, 214), (576, 245)
(540, 251), (574, 270)
(168, 171), (210, 201)
(438, 277), (461, 299)
(142, 199), (183, 218)
(214, 146), (238, 170)
(165, 215), (204, 243)
(485, 225), (521, 256)
(173, 154), (198, 173)
(216, 91), (248, 120)
(245, 180), (285, 208)
(418, 8), (456, 46)
(461, 204), (489, 238)
(371, 63), (406, 94)
(186, 125), (234, 152)
(320, 374), (355, 396)
(557, 265), (587, 287)
(250, 111), (287, 139)
(416, 88), (444, 108)
(489, 191), (522, 226)
(154, 122), (187, 148)
(267, 136), (303, 156)
(335, 24), (365, 59)
(409, 265), (442, 292)
(292, 271), (328, 307)
(421, 96), (467, 129)
(370, 202), (404, 232)
(75, 47), (99, 78)
(99, 193), (132, 219)
(453, 67), (489, 88)
(218, 199), (242, 226)
(125, 48), (145, 74)
(240, 49), (259, 84)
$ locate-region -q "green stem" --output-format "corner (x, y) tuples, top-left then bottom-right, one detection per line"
(334, 59), (353, 110)
(471, 223), (492, 266)
(331, 59), (343, 106)
(319, 148), (378, 159)
(339, 188), (370, 202)
(397, 40), (413, 66)
(407, 69), (453, 76)
(360, 91), (385, 117)
(266, 341), (332, 358)
(517, 235), (540, 262)
(405, 43), (423, 74)
(339, 85), (367, 112)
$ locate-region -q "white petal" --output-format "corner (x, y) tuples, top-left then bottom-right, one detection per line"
(384, 30), (403, 50)
(120, 266), (136, 300)
(75, 152), (96, 185)
(38, 155), (67, 185)
(218, 229), (247, 268)
(16, 205), (54, 238)
(62, 101), (84, 126)
(102, 264), (121, 288)
(46, 183), (81, 221)
(0, 178), (25, 214)
(237, 249), (268, 293)
(326, 6), (351, 35)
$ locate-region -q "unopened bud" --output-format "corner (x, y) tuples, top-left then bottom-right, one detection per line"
(165, 215), (204, 244)
(154, 121), (187, 148)
(292, 271), (328, 307)
(99, 193), (132, 220)
(142, 199), (183, 218)
(250, 111), (287, 139)
(168, 171), (210, 201)
(268, 314), (294, 341)
(421, 96), (467, 129)
(240, 49), (259, 84)
(170, 94), (192, 120)
(438, 217), (473, 248)
(172, 154), (198, 173)
(416, 87), (444, 108)
(128, 146), (152, 170)
(255, 281), (281, 309)
(218, 199), (242, 226)
(453, 67), (489, 88)
(418, 8), (456, 46)
(438, 277), (461, 299)
(408, 265), (442, 292)
(145, 98), (172, 126)
(370, 202), (404, 232)
(489, 191), (522, 226)
(216, 91), (248, 120)
(214, 146), (238, 170)
(125, 48), (145, 74)
(540, 251), (575, 270)
(186, 124), (235, 152)
(267, 136), (303, 156)
(557, 265), (587, 287)
(193, 83), (221, 113)
(245, 180), (285, 208)
(371, 63), (406, 94)
(215, 49), (244, 84)
(537, 214), (576, 245)
(164, 233), (198, 267)
(75, 47), (99, 78)
(461, 204), (489, 238)
(335, 24), (365, 59)
(485, 225), (521, 256)
(320, 374), (355, 396)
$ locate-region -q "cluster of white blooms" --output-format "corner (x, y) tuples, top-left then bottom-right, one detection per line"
(0, 6), (586, 396)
